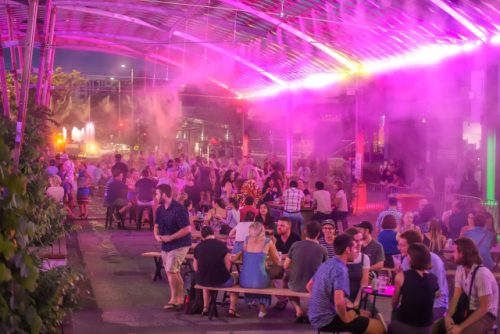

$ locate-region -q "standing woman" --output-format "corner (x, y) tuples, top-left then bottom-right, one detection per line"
(198, 158), (213, 206)
(237, 222), (280, 318)
(239, 169), (262, 207)
(185, 164), (201, 208)
(126, 169), (140, 204)
(221, 160), (245, 205)
(76, 163), (94, 218)
(389, 243), (438, 334)
(331, 181), (348, 227)
(397, 211), (421, 234)
(255, 202), (276, 235)
(423, 218), (446, 256)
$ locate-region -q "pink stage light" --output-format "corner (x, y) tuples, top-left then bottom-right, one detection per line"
(491, 35), (500, 45)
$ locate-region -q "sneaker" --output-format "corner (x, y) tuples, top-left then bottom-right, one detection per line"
(258, 311), (267, 318)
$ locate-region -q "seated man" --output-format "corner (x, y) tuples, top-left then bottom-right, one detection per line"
(307, 234), (385, 334)
(239, 196), (259, 220)
(193, 226), (240, 318)
(273, 217), (302, 255)
(312, 181), (332, 222)
(104, 170), (133, 222)
(284, 221), (328, 323)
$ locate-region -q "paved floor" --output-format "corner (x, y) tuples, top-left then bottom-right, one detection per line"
(66, 198), (469, 333)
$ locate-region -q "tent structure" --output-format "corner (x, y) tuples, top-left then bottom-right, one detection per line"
(1, 0), (499, 162)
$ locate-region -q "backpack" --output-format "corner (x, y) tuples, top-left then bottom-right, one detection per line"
(183, 270), (204, 314)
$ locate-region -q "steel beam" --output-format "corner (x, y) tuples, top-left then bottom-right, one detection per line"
(35, 0), (52, 107)
(6, 6), (20, 106)
(13, 0), (38, 164)
(0, 47), (10, 118)
(43, 36), (56, 107)
(146, 0), (205, 54)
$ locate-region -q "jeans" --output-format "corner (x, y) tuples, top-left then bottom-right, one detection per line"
(283, 211), (305, 235)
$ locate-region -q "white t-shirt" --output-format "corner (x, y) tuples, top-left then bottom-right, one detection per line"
(47, 187), (64, 202)
(336, 190), (348, 212)
(298, 167), (311, 181)
(349, 252), (370, 269)
(313, 190), (332, 214)
(233, 221), (253, 242)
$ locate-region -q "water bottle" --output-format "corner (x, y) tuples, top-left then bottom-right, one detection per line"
(372, 277), (378, 291)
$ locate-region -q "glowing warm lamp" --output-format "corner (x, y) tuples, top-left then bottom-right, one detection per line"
(121, 65), (126, 67)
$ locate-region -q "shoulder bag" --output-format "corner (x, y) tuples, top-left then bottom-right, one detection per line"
(452, 265), (482, 325)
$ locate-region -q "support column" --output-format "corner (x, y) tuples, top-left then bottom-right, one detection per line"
(13, 0), (39, 164)
(6, 6), (20, 105)
(0, 47), (10, 118)
(285, 91), (293, 173)
(42, 35), (56, 107)
(35, 0), (52, 107)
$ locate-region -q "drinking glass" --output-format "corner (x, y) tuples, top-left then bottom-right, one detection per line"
(379, 276), (387, 291)
(392, 254), (402, 267)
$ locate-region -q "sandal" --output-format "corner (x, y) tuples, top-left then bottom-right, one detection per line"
(163, 304), (182, 311)
(201, 307), (209, 316)
(228, 309), (241, 318)
(295, 314), (305, 323)
(273, 299), (288, 311)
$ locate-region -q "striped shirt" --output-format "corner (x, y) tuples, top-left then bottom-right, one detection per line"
(376, 208), (402, 232)
(318, 237), (335, 259)
(309, 256), (350, 330)
(455, 264), (498, 316)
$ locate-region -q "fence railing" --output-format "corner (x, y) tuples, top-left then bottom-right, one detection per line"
(366, 183), (498, 225)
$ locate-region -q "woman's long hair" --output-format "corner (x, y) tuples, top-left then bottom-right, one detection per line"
(262, 177), (273, 192)
(428, 218), (444, 252)
(221, 169), (234, 186)
(249, 222), (265, 240)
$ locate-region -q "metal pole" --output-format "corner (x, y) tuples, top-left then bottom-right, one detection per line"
(43, 35), (56, 107)
(13, 0), (39, 164)
(6, 5), (20, 105)
(286, 91), (293, 173)
(0, 47), (10, 118)
(131, 68), (134, 136)
(118, 80), (121, 139)
(35, 0), (52, 107)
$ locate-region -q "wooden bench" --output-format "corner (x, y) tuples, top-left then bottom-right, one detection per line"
(141, 245), (234, 281)
(195, 284), (310, 320)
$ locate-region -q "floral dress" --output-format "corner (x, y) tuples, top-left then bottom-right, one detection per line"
(239, 180), (262, 207)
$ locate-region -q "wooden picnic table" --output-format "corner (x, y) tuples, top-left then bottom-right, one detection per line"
(191, 231), (234, 240)
(267, 202), (315, 230)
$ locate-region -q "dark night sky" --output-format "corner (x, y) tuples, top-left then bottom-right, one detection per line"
(4, 47), (180, 81)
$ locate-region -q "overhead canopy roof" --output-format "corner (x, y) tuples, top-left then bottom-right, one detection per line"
(2, 0), (499, 96)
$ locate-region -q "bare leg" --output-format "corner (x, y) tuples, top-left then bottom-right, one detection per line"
(200, 191), (206, 204)
(359, 310), (386, 334)
(202, 289), (210, 309)
(289, 296), (302, 316)
(165, 272), (184, 306)
(207, 192), (211, 206)
(78, 203), (84, 216)
(66, 202), (75, 218)
(374, 313), (387, 332)
(83, 203), (88, 217)
(228, 292), (240, 317)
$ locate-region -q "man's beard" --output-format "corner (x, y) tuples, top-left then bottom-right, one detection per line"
(159, 197), (166, 205)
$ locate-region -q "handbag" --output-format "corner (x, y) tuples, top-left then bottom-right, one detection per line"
(452, 265), (482, 325)
(219, 224), (232, 235)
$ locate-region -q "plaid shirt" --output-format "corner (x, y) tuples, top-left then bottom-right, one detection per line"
(376, 208), (402, 231)
(282, 187), (304, 212)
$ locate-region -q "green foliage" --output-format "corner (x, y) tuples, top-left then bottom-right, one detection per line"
(0, 107), (84, 333)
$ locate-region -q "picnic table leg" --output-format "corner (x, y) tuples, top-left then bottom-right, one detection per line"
(208, 290), (219, 320)
(153, 257), (163, 281)
(221, 291), (229, 306)
(496, 253), (500, 269)
(236, 264), (241, 275)
(371, 295), (377, 318)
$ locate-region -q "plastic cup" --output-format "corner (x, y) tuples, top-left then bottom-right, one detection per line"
(278, 252), (282, 262)
(392, 254), (401, 267)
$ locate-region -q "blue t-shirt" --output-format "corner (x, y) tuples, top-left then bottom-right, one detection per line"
(378, 230), (400, 254)
(135, 178), (158, 202)
(155, 200), (192, 252)
(309, 256), (350, 330)
(465, 227), (494, 269)
(104, 178), (128, 204)
(403, 251), (449, 309)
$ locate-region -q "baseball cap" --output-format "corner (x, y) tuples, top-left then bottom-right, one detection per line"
(322, 220), (336, 228)
(60, 153), (69, 160)
(353, 221), (373, 234)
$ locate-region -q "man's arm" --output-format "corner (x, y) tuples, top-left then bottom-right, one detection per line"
(455, 295), (490, 332)
(224, 253), (232, 271)
(193, 258), (198, 271)
(153, 225), (163, 243)
(163, 226), (191, 243)
(283, 257), (292, 269)
(306, 279), (314, 293)
(375, 214), (382, 235)
(370, 261), (384, 271)
(334, 290), (357, 323)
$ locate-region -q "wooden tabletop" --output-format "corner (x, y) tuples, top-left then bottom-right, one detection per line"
(190, 231), (234, 240)
(267, 202), (315, 211)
